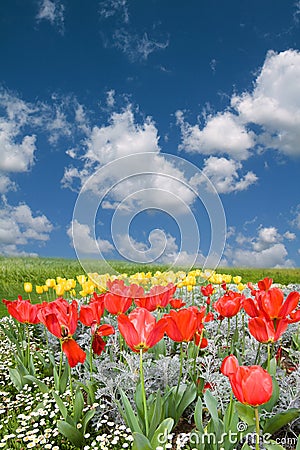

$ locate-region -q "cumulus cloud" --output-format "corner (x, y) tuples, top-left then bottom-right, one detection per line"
(0, 92), (37, 173)
(225, 225), (294, 267)
(232, 49), (300, 157)
(36, 0), (65, 35)
(176, 110), (254, 161)
(62, 105), (196, 213)
(190, 156), (258, 194)
(67, 220), (114, 255)
(0, 200), (53, 256)
(177, 49), (300, 162)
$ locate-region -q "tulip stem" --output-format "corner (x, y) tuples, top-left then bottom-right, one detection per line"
(242, 312), (245, 356)
(255, 342), (261, 365)
(227, 318), (231, 355)
(59, 343), (63, 380)
(139, 349), (149, 437)
(176, 343), (184, 396)
(254, 407), (260, 450)
(69, 366), (74, 410)
(267, 343), (271, 373)
(89, 340), (94, 376)
(26, 324), (30, 370)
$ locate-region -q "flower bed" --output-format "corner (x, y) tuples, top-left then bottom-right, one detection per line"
(0, 270), (299, 449)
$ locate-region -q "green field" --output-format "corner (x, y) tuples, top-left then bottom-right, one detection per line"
(1, 256), (300, 317)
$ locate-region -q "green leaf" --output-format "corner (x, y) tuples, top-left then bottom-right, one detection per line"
(8, 367), (23, 391)
(134, 382), (144, 420)
(235, 403), (255, 426)
(263, 408), (300, 435)
(119, 389), (143, 435)
(224, 397), (234, 430)
(204, 389), (223, 441)
(82, 409), (95, 435)
(151, 418), (174, 449)
(132, 432), (152, 450)
(241, 443), (253, 450)
(73, 388), (84, 423)
(53, 365), (60, 391)
(23, 375), (50, 394)
(148, 390), (163, 440)
(60, 360), (69, 394)
(296, 434), (300, 450)
(53, 391), (68, 420)
(265, 441), (286, 450)
(259, 376), (279, 413)
(268, 357), (277, 376)
(194, 397), (204, 433)
(175, 383), (197, 423)
(57, 420), (83, 448)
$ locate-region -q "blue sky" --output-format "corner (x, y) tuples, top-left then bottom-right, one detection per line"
(1, 0), (300, 268)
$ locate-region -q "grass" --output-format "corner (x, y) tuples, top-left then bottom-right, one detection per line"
(0, 256), (300, 317)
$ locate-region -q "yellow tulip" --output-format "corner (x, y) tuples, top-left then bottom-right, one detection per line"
(233, 276), (242, 284)
(43, 285), (49, 292)
(237, 283), (245, 291)
(35, 285), (44, 294)
(24, 282), (32, 293)
(77, 275), (86, 285)
(45, 278), (56, 288)
(55, 284), (65, 296)
(222, 274), (232, 283)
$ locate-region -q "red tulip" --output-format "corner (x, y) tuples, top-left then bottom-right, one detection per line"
(92, 324), (115, 355)
(201, 284), (214, 297)
(170, 298), (186, 309)
(289, 309), (300, 323)
(79, 298), (114, 355)
(257, 277), (273, 291)
(135, 283), (176, 311)
(165, 307), (198, 342)
(40, 299), (86, 367)
(118, 307), (167, 352)
(79, 300), (105, 327)
(248, 317), (289, 343)
(221, 355), (272, 406)
(3, 297), (40, 324)
(213, 291), (243, 318)
(220, 354), (239, 377)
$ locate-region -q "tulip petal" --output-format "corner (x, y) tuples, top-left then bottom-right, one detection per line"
(278, 292), (300, 318)
(62, 339), (86, 367)
(118, 313), (140, 351)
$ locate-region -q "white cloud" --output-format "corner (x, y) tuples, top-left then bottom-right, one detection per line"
(176, 110), (254, 160)
(62, 105), (196, 213)
(67, 220), (114, 255)
(99, 1), (168, 62)
(106, 89), (116, 108)
(99, 0), (129, 23)
(36, 0), (65, 35)
(226, 225), (294, 267)
(292, 206), (300, 230)
(0, 200), (53, 256)
(191, 156), (258, 194)
(112, 29), (169, 62)
(284, 230), (296, 240)
(0, 91), (37, 173)
(177, 49), (300, 161)
(0, 174), (16, 194)
(232, 49), (300, 157)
